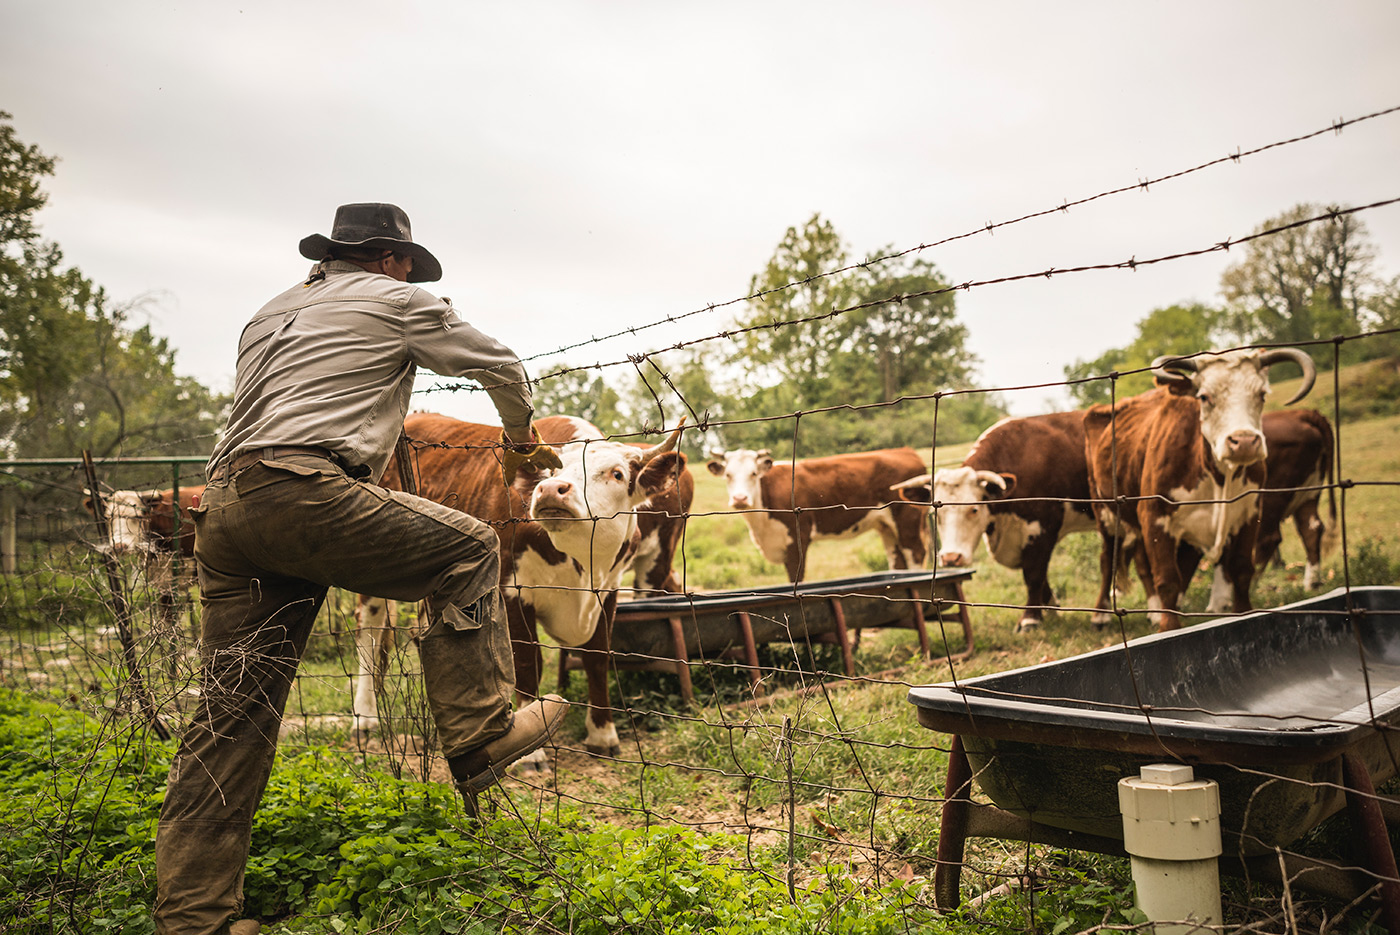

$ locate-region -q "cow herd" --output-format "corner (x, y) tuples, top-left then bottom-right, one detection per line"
(84, 345), (1337, 761)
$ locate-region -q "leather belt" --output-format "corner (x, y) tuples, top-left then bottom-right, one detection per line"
(212, 445), (367, 482)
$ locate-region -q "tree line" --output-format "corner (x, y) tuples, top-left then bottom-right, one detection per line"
(0, 112), (227, 462)
(3, 111), (1395, 465)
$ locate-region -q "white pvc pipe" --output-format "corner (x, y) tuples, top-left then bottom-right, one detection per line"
(1119, 763), (1223, 934)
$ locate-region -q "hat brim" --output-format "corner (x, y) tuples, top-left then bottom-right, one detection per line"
(299, 233), (443, 283)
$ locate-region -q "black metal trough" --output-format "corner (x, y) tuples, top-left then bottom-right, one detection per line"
(908, 585), (1400, 924)
(560, 568), (975, 703)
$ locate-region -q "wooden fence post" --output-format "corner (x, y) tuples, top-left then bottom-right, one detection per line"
(1, 487), (15, 576)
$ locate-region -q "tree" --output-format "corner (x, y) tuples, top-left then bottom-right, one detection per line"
(0, 112), (228, 459)
(725, 213), (993, 451)
(530, 362), (624, 437)
(1062, 303), (1225, 408)
(733, 213), (859, 408)
(1220, 203), (1377, 353)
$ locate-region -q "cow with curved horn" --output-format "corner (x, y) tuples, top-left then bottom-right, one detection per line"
(1084, 347), (1316, 630)
(360, 413), (688, 763)
(890, 410), (1104, 632)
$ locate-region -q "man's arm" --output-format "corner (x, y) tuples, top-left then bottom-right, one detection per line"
(403, 290), (535, 442)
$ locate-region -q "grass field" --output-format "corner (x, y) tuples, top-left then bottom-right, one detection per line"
(2, 360), (1395, 932)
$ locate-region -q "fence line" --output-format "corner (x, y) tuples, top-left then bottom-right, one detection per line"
(3, 124), (1400, 933)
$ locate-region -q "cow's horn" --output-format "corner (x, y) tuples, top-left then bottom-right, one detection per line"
(640, 417), (686, 463)
(1260, 347), (1317, 404)
(1150, 354), (1198, 386)
(707, 446), (727, 461)
(975, 470), (1008, 492)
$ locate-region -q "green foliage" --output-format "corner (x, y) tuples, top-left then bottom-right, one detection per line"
(529, 214), (996, 456)
(0, 112), (228, 459)
(0, 691), (942, 934)
(1220, 203), (1377, 351)
(1062, 302), (1225, 408)
(530, 362), (624, 436)
(1347, 537), (1400, 587)
(723, 215), (985, 452)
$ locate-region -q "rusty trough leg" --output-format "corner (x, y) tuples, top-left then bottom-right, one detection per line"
(907, 587), (931, 659)
(829, 597), (856, 677)
(735, 611), (763, 696)
(666, 615), (694, 706)
(1343, 753), (1400, 933)
(936, 734), (974, 910)
(952, 579), (975, 659)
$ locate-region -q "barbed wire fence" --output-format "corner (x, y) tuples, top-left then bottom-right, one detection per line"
(2, 107), (1399, 933)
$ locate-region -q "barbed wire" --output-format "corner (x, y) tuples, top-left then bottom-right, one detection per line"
(4, 116), (1400, 933)
(424, 104), (1400, 379)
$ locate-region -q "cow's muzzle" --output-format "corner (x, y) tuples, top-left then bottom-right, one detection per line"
(1224, 430), (1265, 464)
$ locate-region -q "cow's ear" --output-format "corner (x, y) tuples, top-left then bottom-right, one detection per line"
(756, 452), (774, 474)
(981, 473), (1015, 500)
(705, 459), (725, 476)
(82, 497), (95, 515)
(893, 483), (932, 504)
(638, 453), (684, 498)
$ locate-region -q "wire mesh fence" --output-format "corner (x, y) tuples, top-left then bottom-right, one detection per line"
(3, 109), (1400, 934)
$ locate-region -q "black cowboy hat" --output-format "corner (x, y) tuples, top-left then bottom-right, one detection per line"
(298, 203), (443, 283)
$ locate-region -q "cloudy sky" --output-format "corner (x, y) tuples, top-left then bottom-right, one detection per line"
(4, 1), (1398, 429)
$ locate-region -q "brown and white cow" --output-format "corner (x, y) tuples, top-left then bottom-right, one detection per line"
(705, 447), (929, 582)
(889, 411), (1100, 631)
(1206, 407), (1337, 610)
(360, 412), (686, 759)
(85, 487), (201, 560)
(627, 445), (694, 596)
(1084, 348), (1316, 630)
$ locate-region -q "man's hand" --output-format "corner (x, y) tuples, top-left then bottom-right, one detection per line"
(500, 426), (563, 487)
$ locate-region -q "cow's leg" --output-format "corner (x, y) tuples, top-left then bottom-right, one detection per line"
(1206, 566), (1233, 615)
(897, 502), (930, 569)
(352, 596), (395, 734)
(1293, 499), (1325, 589)
(1139, 506), (1185, 631)
(1091, 522), (1141, 628)
(578, 592), (621, 755)
(784, 522), (810, 583)
(1222, 532), (1257, 615)
(1090, 528), (1118, 628)
(506, 599), (552, 775)
(1014, 527), (1059, 632)
(876, 519), (905, 570)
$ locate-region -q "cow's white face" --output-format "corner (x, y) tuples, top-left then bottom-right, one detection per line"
(529, 440), (655, 568)
(929, 467), (1010, 567)
(1192, 351), (1271, 467)
(103, 490), (153, 555)
(705, 448), (773, 511)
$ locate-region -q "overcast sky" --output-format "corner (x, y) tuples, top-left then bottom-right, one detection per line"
(4, 1), (1398, 431)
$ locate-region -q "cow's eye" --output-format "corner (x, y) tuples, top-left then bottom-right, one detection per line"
(1198, 392), (1213, 407)
(612, 469), (625, 481)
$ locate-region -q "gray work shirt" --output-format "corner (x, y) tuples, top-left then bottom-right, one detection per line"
(208, 260), (534, 481)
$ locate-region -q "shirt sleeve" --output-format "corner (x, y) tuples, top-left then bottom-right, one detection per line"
(402, 288), (535, 439)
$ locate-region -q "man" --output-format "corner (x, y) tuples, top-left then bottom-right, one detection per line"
(155, 204), (567, 935)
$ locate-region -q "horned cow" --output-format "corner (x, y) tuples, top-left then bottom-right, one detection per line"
(1084, 348), (1316, 630)
(891, 410), (1099, 631)
(357, 413), (686, 764)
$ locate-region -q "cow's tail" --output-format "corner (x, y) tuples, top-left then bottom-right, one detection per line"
(1318, 412), (1340, 559)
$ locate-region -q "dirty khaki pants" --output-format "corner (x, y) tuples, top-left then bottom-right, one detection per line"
(155, 454), (514, 935)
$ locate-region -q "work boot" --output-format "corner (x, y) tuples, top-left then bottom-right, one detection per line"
(229, 921), (260, 935)
(448, 694), (568, 794)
